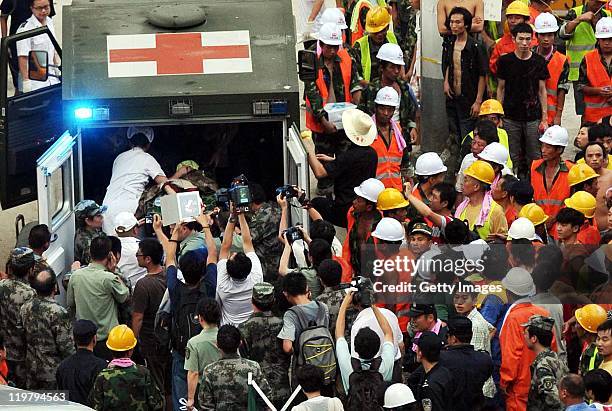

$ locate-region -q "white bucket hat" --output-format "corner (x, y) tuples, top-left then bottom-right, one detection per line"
(342, 108), (377, 146)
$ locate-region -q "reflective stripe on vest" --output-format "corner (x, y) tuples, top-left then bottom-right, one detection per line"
(530, 159), (573, 218)
(566, 6), (610, 80)
(371, 123), (403, 190)
(357, 32), (398, 82)
(458, 201), (500, 240)
(305, 49), (353, 133)
(583, 49), (612, 123)
(545, 51), (568, 124)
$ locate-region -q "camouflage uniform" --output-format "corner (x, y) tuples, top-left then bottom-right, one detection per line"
(198, 354), (272, 410)
(249, 202), (283, 281)
(316, 286), (359, 342)
(74, 200), (108, 265)
(90, 362), (164, 411)
(20, 295), (75, 389)
(390, 0), (417, 64)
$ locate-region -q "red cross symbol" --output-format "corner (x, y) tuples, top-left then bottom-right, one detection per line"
(108, 32), (250, 75)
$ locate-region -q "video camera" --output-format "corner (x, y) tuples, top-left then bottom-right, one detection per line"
(338, 276), (374, 308)
(214, 174), (252, 212)
(283, 225), (303, 244)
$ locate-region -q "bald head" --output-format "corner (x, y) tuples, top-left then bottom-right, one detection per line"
(559, 373), (585, 402)
(31, 269), (57, 297)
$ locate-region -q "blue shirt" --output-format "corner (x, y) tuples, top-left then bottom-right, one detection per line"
(565, 402), (593, 411)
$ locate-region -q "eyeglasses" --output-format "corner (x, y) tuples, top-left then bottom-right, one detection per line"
(33, 4), (50, 10)
(135, 253), (147, 258)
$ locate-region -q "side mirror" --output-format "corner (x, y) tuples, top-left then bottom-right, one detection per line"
(28, 50), (48, 82)
(298, 49), (317, 82)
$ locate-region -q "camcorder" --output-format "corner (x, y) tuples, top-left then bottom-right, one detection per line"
(283, 225), (303, 244)
(215, 174), (252, 212)
(338, 276), (374, 308)
(276, 184), (308, 205)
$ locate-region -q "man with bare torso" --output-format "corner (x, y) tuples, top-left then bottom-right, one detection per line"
(583, 142), (612, 231)
(437, 0), (484, 35)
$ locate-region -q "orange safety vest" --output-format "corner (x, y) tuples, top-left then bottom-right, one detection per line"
(577, 220), (602, 245)
(583, 49), (612, 123)
(305, 49), (353, 134)
(351, 1), (371, 46)
(545, 51), (569, 125)
(530, 159), (573, 218)
(371, 124), (403, 190)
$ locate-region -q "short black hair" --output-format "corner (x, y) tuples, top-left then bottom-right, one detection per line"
(183, 221), (203, 232)
(354, 327), (381, 360)
(31, 268), (57, 297)
(559, 374), (585, 398)
(317, 259), (342, 287)
(535, 244), (563, 271)
(447, 316), (473, 343)
(309, 239), (332, 268)
(510, 239), (536, 267)
(587, 123), (611, 142)
(508, 180), (534, 206)
(474, 119), (499, 145)
(180, 250), (205, 285)
(108, 236), (122, 258)
(28, 224), (52, 249)
(444, 219), (470, 244)
(432, 182), (457, 210)
(511, 22), (533, 37)
(310, 219), (336, 245)
(531, 262), (558, 292)
(296, 364), (324, 393)
(583, 369), (612, 403)
(445, 6), (473, 32)
(249, 183), (266, 205)
(597, 318), (612, 333)
(283, 271), (308, 297)
(527, 325), (553, 348)
(196, 298), (221, 326)
(500, 175), (519, 193)
(217, 324), (241, 353)
(90, 237), (112, 261)
(556, 207), (585, 228)
(128, 133), (150, 149)
(481, 245), (509, 281)
(74, 327), (96, 347)
(418, 339), (441, 363)
(138, 239), (163, 265)
(226, 252), (252, 280)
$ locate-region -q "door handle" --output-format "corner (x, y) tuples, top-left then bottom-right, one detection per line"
(18, 99), (50, 113)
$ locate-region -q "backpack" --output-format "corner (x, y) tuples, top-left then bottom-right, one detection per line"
(290, 302), (337, 385)
(154, 297), (172, 349)
(171, 280), (207, 356)
(346, 357), (387, 411)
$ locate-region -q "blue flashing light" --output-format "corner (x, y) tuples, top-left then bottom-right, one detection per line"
(74, 107), (93, 120)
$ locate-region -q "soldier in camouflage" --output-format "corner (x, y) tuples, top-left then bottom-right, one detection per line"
(199, 324), (272, 410)
(248, 184), (283, 281)
(0, 247), (36, 388)
(74, 200), (107, 265)
(390, 0), (418, 67)
(90, 324), (163, 411)
(20, 268), (75, 389)
(238, 282), (291, 409)
(523, 315), (569, 411)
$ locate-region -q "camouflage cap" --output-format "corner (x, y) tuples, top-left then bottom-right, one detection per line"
(10, 247), (35, 268)
(74, 200), (107, 220)
(252, 282), (275, 306)
(410, 222), (433, 237)
(522, 315), (555, 332)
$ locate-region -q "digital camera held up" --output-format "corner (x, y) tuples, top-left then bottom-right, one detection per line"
(276, 184), (299, 199)
(283, 226), (303, 244)
(338, 276), (374, 308)
(214, 188), (230, 210)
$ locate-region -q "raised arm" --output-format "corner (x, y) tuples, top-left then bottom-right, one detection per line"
(197, 213), (218, 264)
(404, 183), (445, 227)
(372, 304), (393, 343)
(238, 212), (254, 253)
(335, 291), (353, 340)
(278, 234), (292, 276)
(219, 210), (237, 260)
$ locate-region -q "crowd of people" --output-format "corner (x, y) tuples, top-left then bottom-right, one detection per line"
(0, 0), (612, 410)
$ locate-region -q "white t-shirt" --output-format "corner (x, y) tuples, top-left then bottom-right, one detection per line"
(102, 147), (165, 234)
(350, 307), (403, 360)
(216, 251), (264, 326)
(16, 15), (60, 91)
(117, 237), (147, 290)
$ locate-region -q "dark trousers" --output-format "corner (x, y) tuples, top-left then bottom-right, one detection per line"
(446, 97), (477, 175)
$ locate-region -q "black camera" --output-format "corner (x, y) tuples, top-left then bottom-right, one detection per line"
(214, 188), (230, 210)
(216, 175), (252, 212)
(284, 226), (304, 244)
(276, 184), (298, 199)
(339, 276), (374, 308)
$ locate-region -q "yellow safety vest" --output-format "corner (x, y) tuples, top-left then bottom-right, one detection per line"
(566, 6), (611, 81)
(459, 201), (501, 240)
(356, 32), (398, 82)
(461, 128), (514, 170)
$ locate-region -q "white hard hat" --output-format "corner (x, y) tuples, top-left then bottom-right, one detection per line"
(501, 267), (536, 297)
(127, 126), (154, 143)
(372, 217), (406, 242)
(539, 125), (569, 147)
(374, 86), (400, 107)
(478, 142), (509, 166)
(318, 23), (343, 46)
(507, 217), (537, 241)
(320, 8), (348, 29)
(114, 212), (139, 234)
(415, 152), (447, 176)
(384, 383), (416, 408)
(534, 12), (559, 33)
(596, 17), (612, 39)
(376, 42), (405, 66)
(354, 178), (385, 203)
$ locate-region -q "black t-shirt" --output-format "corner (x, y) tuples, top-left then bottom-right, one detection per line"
(0, 0), (56, 35)
(323, 144), (377, 207)
(132, 271), (167, 347)
(497, 52), (549, 122)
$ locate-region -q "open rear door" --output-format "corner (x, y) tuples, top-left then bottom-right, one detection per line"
(36, 131), (78, 303)
(286, 123), (310, 231)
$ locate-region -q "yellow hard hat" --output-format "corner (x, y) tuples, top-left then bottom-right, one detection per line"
(518, 203), (549, 226)
(366, 6), (391, 33)
(506, 0), (531, 17)
(564, 191), (597, 219)
(464, 160), (495, 185)
(106, 324), (137, 351)
(479, 99), (504, 116)
(377, 188), (409, 211)
(568, 163), (599, 187)
(575, 304), (608, 333)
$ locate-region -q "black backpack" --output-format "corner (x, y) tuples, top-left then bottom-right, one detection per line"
(346, 356), (387, 411)
(171, 280), (207, 356)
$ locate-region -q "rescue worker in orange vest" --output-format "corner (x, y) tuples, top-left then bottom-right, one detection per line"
(407, 152), (447, 222)
(377, 187), (409, 222)
(533, 12), (570, 126)
(370, 217), (415, 332)
(342, 178), (385, 275)
(491, 174), (520, 228)
(564, 190), (602, 245)
(530, 125), (574, 230)
(579, 17), (612, 124)
(304, 23), (363, 194)
(519, 203), (551, 244)
(454, 160), (509, 241)
(569, 162), (600, 197)
(370, 87), (408, 190)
